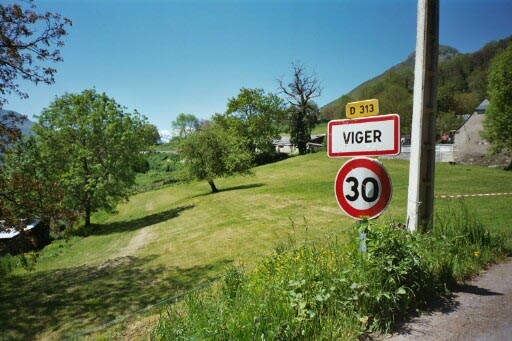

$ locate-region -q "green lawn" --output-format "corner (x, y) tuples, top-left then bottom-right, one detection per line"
(1, 153), (511, 339)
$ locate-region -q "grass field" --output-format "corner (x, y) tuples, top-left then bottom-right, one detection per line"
(1, 153), (511, 339)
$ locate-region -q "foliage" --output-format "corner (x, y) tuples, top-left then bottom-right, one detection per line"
(0, 0), (71, 231)
(179, 121), (253, 193)
(0, 111), (24, 156)
(0, 252), (39, 275)
(215, 88), (286, 163)
(375, 69), (414, 132)
(139, 124), (161, 146)
(0, 113), (26, 229)
(0, 113), (75, 232)
(0, 0), (72, 107)
(278, 63), (322, 154)
(482, 42), (512, 170)
(152, 203), (508, 339)
(1, 137), (75, 231)
(320, 94), (353, 121)
(30, 89), (150, 227)
(171, 113), (200, 140)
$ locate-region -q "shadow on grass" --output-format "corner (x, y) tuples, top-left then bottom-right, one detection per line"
(90, 205), (195, 235)
(194, 183), (265, 197)
(0, 255), (232, 340)
(218, 183), (265, 193)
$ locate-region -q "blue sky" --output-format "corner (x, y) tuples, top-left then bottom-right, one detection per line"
(4, 0), (512, 134)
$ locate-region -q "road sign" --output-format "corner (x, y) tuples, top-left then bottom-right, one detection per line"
(328, 114), (400, 157)
(334, 157), (392, 220)
(346, 99), (379, 119)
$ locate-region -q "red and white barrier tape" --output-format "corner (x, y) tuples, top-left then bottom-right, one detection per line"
(435, 192), (512, 199)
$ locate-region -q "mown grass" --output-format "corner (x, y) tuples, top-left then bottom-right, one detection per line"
(1, 153), (511, 339)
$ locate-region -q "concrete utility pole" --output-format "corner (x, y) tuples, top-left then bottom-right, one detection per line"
(406, 0), (439, 232)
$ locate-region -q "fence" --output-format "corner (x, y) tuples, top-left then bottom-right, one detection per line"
(382, 144), (454, 163)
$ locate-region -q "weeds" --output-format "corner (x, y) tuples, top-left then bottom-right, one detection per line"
(151, 203), (508, 340)
(0, 252), (39, 275)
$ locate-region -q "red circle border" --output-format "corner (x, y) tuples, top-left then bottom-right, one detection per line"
(334, 157), (392, 219)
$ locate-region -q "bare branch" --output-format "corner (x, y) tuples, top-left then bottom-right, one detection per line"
(0, 0), (71, 107)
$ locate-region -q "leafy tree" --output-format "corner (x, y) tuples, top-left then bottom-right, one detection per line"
(139, 124), (161, 146)
(0, 112), (41, 232)
(0, 0), (71, 107)
(453, 92), (479, 117)
(286, 102), (320, 155)
(179, 122), (252, 193)
(0, 1), (71, 232)
(171, 113), (200, 140)
(215, 88), (286, 162)
(1, 136), (76, 232)
(31, 89), (150, 227)
(278, 63), (322, 154)
(482, 43), (512, 170)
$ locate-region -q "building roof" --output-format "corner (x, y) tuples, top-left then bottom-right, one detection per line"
(475, 99), (489, 114)
(0, 220), (41, 239)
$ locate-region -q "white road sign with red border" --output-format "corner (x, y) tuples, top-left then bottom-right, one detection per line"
(334, 157), (392, 220)
(328, 114), (400, 157)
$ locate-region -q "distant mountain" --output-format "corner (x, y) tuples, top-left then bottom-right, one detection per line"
(0, 109), (34, 136)
(321, 36), (512, 131)
(397, 45), (461, 70)
(331, 45), (462, 104)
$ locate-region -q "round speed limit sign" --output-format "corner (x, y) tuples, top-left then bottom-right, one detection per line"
(334, 157), (392, 220)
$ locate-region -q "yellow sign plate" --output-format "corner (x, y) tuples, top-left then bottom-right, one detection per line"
(346, 99), (379, 119)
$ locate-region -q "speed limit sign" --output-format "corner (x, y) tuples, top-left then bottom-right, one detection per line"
(334, 157), (392, 220)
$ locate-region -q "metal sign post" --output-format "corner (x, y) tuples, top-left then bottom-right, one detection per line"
(406, 0), (439, 232)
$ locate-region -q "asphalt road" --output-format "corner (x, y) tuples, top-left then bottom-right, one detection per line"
(386, 257), (512, 340)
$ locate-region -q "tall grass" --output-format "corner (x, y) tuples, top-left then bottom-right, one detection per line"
(152, 203), (508, 340)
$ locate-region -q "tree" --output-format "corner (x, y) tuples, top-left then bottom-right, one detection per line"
(171, 113), (200, 140)
(0, 136), (76, 233)
(278, 63), (322, 154)
(0, 1), (71, 232)
(215, 88), (286, 162)
(139, 123), (161, 146)
(0, 111), (39, 233)
(31, 89), (150, 227)
(179, 122), (252, 193)
(0, 0), (72, 107)
(482, 43), (512, 170)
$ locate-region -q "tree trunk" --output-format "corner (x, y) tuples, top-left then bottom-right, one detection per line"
(84, 204), (91, 228)
(208, 179), (219, 193)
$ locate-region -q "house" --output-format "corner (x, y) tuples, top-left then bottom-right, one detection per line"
(453, 99), (511, 167)
(274, 134), (326, 155)
(0, 220), (50, 255)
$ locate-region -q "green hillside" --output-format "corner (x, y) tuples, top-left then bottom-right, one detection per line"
(321, 36), (512, 136)
(1, 153), (512, 339)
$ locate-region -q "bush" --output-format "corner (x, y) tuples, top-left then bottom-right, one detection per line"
(0, 252), (39, 275)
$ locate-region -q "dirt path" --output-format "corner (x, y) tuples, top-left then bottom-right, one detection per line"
(386, 257), (512, 340)
(118, 226), (155, 257)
